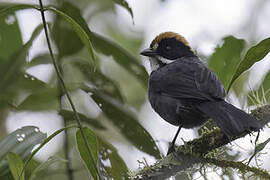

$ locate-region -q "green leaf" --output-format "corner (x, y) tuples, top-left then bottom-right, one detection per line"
(90, 32), (148, 87)
(208, 36), (245, 92)
(0, 126), (47, 176)
(248, 136), (270, 165)
(60, 109), (106, 130)
(83, 87), (161, 159)
(72, 59), (124, 102)
(45, 6), (96, 63)
(17, 87), (59, 111)
(0, 4), (37, 17)
(29, 156), (67, 180)
(99, 138), (128, 179)
(26, 54), (52, 68)
(52, 3), (84, 58)
(20, 125), (78, 179)
(76, 127), (99, 180)
(0, 23), (44, 106)
(0, 6), (22, 59)
(111, 0), (133, 22)
(228, 37), (270, 91)
(7, 152), (25, 180)
(50, 2), (148, 87)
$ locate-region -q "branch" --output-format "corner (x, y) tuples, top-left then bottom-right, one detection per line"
(130, 105), (270, 179)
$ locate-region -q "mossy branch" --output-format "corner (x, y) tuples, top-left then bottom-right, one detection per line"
(130, 105), (270, 179)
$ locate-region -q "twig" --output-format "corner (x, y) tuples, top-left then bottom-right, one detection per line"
(37, 0), (101, 179)
(131, 105), (270, 179)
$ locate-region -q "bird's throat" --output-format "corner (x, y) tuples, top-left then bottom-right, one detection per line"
(149, 56), (174, 71)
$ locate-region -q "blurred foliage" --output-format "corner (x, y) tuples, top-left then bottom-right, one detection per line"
(0, 0), (269, 179)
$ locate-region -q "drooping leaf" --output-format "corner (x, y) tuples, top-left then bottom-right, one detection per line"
(60, 109), (106, 130)
(76, 127), (99, 180)
(52, 3), (84, 58)
(0, 23), (44, 106)
(45, 6), (96, 63)
(50, 2), (148, 87)
(25, 54), (52, 68)
(29, 156), (67, 180)
(21, 125), (78, 179)
(90, 32), (148, 87)
(7, 152), (25, 180)
(0, 126), (47, 176)
(111, 0), (133, 22)
(98, 138), (128, 179)
(208, 36), (245, 92)
(72, 59), (124, 102)
(82, 87), (161, 159)
(0, 4), (37, 17)
(228, 37), (270, 91)
(0, 6), (22, 59)
(17, 87), (59, 111)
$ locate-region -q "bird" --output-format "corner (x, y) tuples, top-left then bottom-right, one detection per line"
(140, 32), (262, 155)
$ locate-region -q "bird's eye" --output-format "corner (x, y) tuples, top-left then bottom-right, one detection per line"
(165, 46), (171, 50)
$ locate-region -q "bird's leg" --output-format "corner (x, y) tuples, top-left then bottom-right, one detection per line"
(167, 125), (183, 155)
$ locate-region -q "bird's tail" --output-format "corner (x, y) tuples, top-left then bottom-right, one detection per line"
(196, 101), (262, 137)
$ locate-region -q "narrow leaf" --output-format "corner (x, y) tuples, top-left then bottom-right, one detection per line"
(0, 4), (37, 17)
(0, 126), (47, 176)
(228, 37), (270, 91)
(20, 125), (78, 179)
(76, 127), (99, 180)
(111, 0), (133, 22)
(99, 138), (128, 179)
(82, 86), (161, 159)
(0, 23), (44, 104)
(51, 2), (148, 87)
(29, 156), (67, 180)
(7, 152), (25, 180)
(60, 109), (106, 130)
(0, 5), (23, 59)
(45, 6), (96, 63)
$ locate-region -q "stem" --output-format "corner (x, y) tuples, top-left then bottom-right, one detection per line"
(37, 0), (101, 179)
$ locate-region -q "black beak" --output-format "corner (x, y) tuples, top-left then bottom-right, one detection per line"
(140, 48), (157, 57)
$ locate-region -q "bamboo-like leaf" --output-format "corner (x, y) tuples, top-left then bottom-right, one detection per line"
(51, 2), (148, 87)
(19, 125), (78, 179)
(0, 5), (22, 59)
(0, 4), (37, 17)
(76, 127), (99, 180)
(111, 0), (133, 22)
(29, 156), (67, 180)
(82, 86), (161, 159)
(0, 23), (44, 105)
(72, 59), (124, 102)
(60, 109), (106, 130)
(45, 6), (96, 63)
(7, 152), (25, 180)
(17, 87), (59, 111)
(98, 138), (128, 179)
(52, 3), (84, 58)
(0, 126), (47, 176)
(228, 37), (270, 91)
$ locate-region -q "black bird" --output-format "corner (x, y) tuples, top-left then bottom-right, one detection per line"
(140, 32), (262, 155)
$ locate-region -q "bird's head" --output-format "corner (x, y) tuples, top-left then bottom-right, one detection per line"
(140, 32), (195, 71)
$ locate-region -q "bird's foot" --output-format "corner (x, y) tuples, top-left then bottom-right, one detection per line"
(167, 143), (176, 155)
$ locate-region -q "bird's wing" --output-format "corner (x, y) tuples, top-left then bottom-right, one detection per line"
(149, 57), (226, 101)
